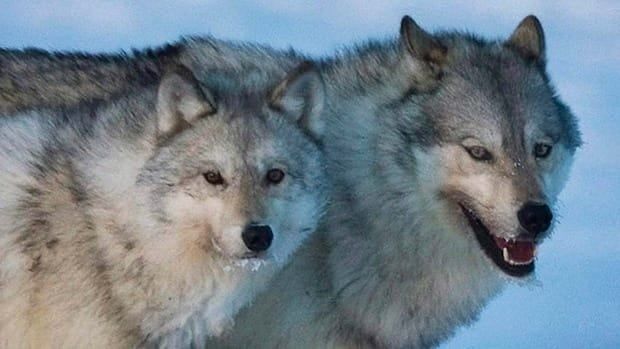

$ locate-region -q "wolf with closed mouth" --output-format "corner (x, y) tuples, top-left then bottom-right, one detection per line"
(0, 62), (327, 348)
(0, 15), (581, 348)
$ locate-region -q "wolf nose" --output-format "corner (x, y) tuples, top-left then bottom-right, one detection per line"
(518, 202), (553, 236)
(242, 224), (273, 252)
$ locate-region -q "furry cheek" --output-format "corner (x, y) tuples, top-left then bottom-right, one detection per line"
(430, 145), (520, 230)
(164, 187), (255, 259)
(265, 194), (320, 263)
(162, 189), (223, 252)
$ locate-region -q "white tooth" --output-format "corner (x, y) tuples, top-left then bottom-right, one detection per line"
(509, 257), (534, 266)
(533, 247), (538, 257)
(501, 246), (535, 266)
(514, 259), (534, 265)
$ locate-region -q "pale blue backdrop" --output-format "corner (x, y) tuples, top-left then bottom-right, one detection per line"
(1, 1), (618, 348)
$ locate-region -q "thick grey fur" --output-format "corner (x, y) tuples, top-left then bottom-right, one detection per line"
(0, 15), (581, 348)
(0, 61), (327, 347)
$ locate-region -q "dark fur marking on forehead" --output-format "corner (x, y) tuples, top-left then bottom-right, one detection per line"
(421, 30), (580, 153)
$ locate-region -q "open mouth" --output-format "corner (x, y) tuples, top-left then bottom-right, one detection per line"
(459, 204), (536, 277)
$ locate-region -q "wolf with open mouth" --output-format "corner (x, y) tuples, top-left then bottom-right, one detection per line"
(208, 15), (581, 348)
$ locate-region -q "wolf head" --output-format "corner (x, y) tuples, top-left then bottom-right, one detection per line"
(389, 16), (581, 278)
(135, 62), (327, 268)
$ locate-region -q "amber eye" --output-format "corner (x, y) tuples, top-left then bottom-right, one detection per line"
(266, 169), (285, 184)
(465, 146), (493, 161)
(534, 143), (552, 158)
(203, 171), (224, 185)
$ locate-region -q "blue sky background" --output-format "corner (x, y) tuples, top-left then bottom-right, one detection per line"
(1, 1), (618, 347)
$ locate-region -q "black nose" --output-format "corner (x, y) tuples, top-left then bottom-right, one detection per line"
(241, 224), (273, 252)
(517, 202), (553, 236)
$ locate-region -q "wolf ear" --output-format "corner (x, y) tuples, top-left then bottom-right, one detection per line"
(269, 61), (325, 140)
(156, 65), (216, 138)
(400, 15), (447, 88)
(506, 15), (545, 63)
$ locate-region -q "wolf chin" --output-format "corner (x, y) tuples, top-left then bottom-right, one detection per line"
(0, 15), (581, 348)
(0, 62), (327, 348)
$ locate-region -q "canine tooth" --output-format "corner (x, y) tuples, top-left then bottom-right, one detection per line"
(502, 247), (509, 262)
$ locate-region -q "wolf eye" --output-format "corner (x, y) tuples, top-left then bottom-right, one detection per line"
(266, 169), (285, 184)
(534, 143), (552, 158)
(465, 146), (493, 161)
(203, 171), (224, 185)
